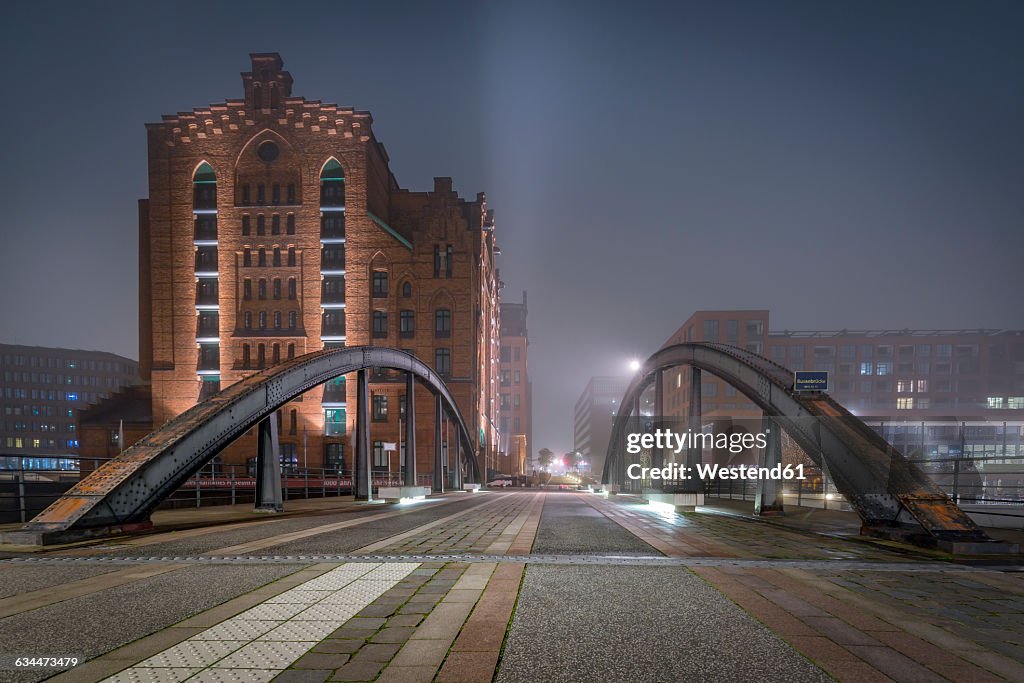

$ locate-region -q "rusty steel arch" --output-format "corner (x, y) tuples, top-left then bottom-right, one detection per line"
(602, 342), (991, 545)
(18, 347), (480, 540)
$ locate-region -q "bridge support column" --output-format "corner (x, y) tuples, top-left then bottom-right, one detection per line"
(355, 369), (372, 501)
(652, 369), (664, 490)
(255, 413), (283, 512)
(433, 394), (445, 493)
(755, 416), (785, 516)
(684, 368), (703, 493)
(404, 372), (416, 486)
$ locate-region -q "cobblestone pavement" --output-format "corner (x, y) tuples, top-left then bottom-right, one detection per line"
(0, 490), (1022, 682)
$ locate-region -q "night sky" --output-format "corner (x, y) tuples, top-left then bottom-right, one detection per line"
(1, 1), (1022, 456)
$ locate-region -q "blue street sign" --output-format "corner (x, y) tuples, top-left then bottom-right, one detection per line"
(794, 371), (828, 392)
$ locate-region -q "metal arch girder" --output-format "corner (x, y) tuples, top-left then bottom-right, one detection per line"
(21, 347), (481, 533)
(601, 342), (985, 540)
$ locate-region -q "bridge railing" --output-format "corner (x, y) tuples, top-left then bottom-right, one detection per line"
(0, 456), (438, 524)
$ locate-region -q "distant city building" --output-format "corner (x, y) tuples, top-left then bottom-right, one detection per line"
(0, 344), (138, 467)
(84, 53), (501, 478)
(658, 310), (1024, 501)
(661, 310), (1024, 420)
(498, 292), (530, 476)
(573, 375), (630, 476)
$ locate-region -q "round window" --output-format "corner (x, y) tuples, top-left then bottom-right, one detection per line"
(257, 141), (279, 162)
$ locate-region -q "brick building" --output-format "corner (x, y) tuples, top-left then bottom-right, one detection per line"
(498, 292), (530, 476)
(95, 53), (501, 477)
(0, 344), (138, 468)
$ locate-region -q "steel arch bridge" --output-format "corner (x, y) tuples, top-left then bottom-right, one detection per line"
(601, 342), (992, 546)
(13, 347), (480, 544)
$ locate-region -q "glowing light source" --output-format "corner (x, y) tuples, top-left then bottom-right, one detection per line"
(647, 500), (677, 514)
(629, 359), (641, 372)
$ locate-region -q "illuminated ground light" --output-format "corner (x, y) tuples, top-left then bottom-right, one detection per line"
(398, 495), (428, 504)
(647, 500), (678, 514)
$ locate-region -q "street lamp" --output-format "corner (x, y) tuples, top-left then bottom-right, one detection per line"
(629, 359), (641, 373)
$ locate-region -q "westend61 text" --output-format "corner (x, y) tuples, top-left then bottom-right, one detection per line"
(625, 463), (807, 481)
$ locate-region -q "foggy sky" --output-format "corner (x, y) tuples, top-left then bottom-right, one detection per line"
(1, 1), (1022, 457)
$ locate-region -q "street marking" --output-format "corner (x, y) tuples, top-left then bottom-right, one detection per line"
(101, 562), (419, 682)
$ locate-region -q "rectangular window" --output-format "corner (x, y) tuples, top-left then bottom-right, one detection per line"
(876, 362), (892, 376)
(897, 397), (913, 410)
(433, 245), (441, 278)
(372, 271), (388, 297)
(372, 395), (388, 422)
(702, 320), (720, 341)
(373, 441), (388, 468)
(916, 380), (928, 393)
(435, 348), (451, 376)
(726, 320), (739, 342)
(400, 310), (415, 337)
(434, 309), (451, 338)
(445, 245), (453, 278)
(372, 311), (388, 338)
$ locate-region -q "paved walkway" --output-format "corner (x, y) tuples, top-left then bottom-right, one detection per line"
(0, 490), (1022, 682)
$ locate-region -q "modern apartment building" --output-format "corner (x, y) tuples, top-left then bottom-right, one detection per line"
(0, 344), (138, 467)
(573, 375), (631, 477)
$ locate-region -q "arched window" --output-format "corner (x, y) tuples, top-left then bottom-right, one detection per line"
(257, 343), (266, 368)
(193, 162), (216, 210)
(286, 214), (295, 234)
(288, 278), (297, 300)
(402, 282), (412, 298)
(372, 271), (388, 298)
(287, 342), (295, 359)
(273, 278), (281, 300)
(272, 215), (280, 234)
(257, 215), (265, 235)
(241, 216), (250, 236)
(258, 248), (267, 267)
(273, 247), (282, 267)
(243, 248), (252, 267)
(259, 311), (267, 330)
(244, 311), (252, 329)
(288, 247), (296, 266)
(258, 279), (267, 300)
(242, 344), (251, 368)
(273, 343), (281, 364)
(320, 158), (345, 207)
(274, 311), (282, 329)
(289, 311), (297, 329)
(243, 279), (252, 300)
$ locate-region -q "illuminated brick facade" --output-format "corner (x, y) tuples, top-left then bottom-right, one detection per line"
(137, 53), (500, 475)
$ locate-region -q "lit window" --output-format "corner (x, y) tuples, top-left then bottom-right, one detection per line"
(373, 395), (388, 422)
(1008, 397), (1024, 409)
(876, 363), (891, 376)
(987, 397), (1004, 409)
(897, 380), (913, 393)
(916, 380), (928, 393)
(897, 398), (913, 410)
(860, 362), (873, 376)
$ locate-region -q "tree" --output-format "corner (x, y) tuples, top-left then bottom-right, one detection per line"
(537, 448), (554, 470)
